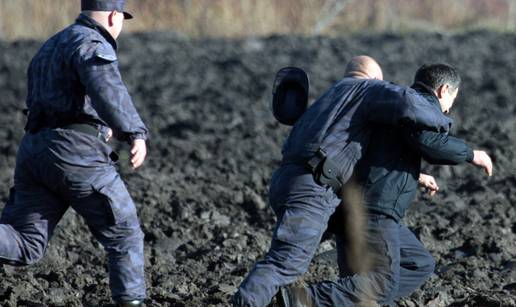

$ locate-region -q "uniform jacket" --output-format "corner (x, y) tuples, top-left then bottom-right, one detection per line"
(25, 13), (148, 142)
(355, 82), (474, 221)
(281, 77), (453, 185)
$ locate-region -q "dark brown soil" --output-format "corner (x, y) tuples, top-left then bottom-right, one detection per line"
(0, 31), (515, 306)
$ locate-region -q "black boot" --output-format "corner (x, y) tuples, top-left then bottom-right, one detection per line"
(275, 285), (314, 307)
(116, 300), (144, 307)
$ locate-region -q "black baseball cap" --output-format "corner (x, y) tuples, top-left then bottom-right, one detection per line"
(81, 0), (133, 19)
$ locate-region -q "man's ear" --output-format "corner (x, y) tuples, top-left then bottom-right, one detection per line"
(436, 84), (449, 98)
(108, 11), (116, 27)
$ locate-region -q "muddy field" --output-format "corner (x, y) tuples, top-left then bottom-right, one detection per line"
(0, 31), (515, 306)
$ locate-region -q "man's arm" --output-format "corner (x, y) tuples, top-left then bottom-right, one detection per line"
(75, 42), (148, 143)
(75, 42), (148, 169)
(365, 81), (452, 133)
(405, 130), (473, 165)
(405, 129), (493, 176)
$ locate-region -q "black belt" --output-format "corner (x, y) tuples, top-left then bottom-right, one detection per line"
(62, 123), (109, 143)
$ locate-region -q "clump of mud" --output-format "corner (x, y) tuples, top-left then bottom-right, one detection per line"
(0, 31), (515, 306)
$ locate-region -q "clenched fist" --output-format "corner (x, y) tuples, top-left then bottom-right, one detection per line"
(418, 173), (439, 196)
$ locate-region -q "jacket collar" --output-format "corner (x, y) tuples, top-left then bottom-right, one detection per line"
(411, 81), (443, 112)
(75, 13), (117, 50)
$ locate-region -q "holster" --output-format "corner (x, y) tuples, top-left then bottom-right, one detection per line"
(306, 148), (342, 194)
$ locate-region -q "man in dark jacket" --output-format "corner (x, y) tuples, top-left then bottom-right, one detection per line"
(0, 1), (147, 306)
(277, 64), (493, 306)
(232, 56), (459, 307)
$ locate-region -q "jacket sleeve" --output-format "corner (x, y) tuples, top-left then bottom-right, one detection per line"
(403, 129), (474, 165)
(365, 81), (452, 133)
(74, 41), (148, 142)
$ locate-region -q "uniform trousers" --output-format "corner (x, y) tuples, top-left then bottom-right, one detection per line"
(0, 129), (145, 302)
(232, 164), (434, 306)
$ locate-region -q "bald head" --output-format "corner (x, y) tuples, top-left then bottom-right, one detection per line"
(344, 55), (383, 80)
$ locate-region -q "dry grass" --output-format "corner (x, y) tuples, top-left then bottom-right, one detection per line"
(1, 0), (516, 40)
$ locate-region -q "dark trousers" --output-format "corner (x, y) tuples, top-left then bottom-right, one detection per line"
(232, 164), (341, 307)
(309, 214), (435, 306)
(0, 129), (145, 302)
(232, 165), (434, 307)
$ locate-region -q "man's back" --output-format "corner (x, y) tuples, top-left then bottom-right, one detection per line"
(281, 77), (452, 184)
(28, 18), (105, 127)
(0, 3), (149, 305)
(282, 77), (368, 160)
(26, 14), (147, 143)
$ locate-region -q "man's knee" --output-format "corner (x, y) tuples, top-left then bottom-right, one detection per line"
(125, 218), (145, 244)
(373, 269), (400, 303)
(2, 225), (48, 266)
(126, 226), (145, 253)
(272, 207), (327, 263)
(231, 289), (255, 307)
(268, 238), (315, 276)
(101, 218), (144, 253)
(23, 249), (45, 265)
(18, 238), (47, 265)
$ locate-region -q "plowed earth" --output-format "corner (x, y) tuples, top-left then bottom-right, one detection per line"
(0, 32), (515, 306)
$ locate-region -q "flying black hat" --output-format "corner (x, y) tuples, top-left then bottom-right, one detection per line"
(81, 0), (133, 19)
(272, 67), (309, 126)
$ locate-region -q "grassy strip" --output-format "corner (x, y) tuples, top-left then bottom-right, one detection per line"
(1, 0), (515, 40)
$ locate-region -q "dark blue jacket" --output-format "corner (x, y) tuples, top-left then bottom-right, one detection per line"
(355, 82), (474, 221)
(25, 14), (148, 142)
(281, 77), (453, 184)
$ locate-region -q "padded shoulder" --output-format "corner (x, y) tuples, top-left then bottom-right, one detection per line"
(93, 41), (117, 62)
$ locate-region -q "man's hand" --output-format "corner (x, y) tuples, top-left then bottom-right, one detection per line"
(106, 128), (113, 142)
(472, 150), (493, 176)
(130, 139), (147, 169)
(418, 173), (439, 196)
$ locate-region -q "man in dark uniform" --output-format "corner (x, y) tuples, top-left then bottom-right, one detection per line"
(231, 56), (457, 307)
(277, 64), (493, 306)
(0, 1), (147, 306)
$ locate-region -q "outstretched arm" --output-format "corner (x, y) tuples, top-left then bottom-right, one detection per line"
(405, 129), (473, 165)
(405, 129), (493, 176)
